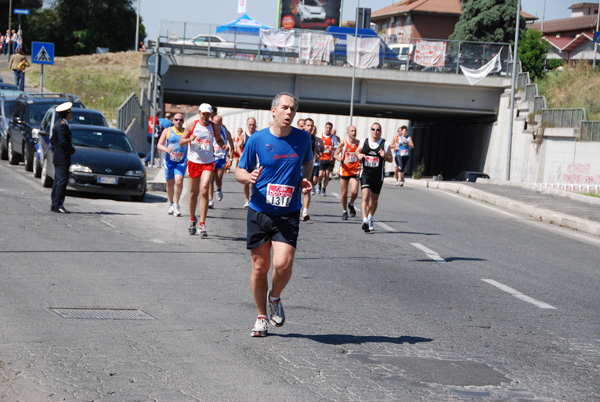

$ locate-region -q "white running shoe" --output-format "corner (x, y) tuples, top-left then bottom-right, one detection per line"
(251, 316), (269, 337)
(208, 200), (214, 209)
(268, 292), (285, 327)
(243, 200), (249, 208)
(167, 204), (174, 215)
(368, 220), (374, 232)
(302, 211), (310, 221)
(311, 187), (316, 196)
(321, 188), (326, 197)
(199, 224), (208, 238)
(174, 204), (181, 217)
(217, 189), (223, 201)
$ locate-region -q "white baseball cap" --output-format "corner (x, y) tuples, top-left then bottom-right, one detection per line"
(199, 103), (212, 114)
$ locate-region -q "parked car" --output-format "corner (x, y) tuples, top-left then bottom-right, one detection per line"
(167, 34), (234, 57)
(0, 82), (18, 91)
(453, 171), (490, 182)
(297, 0), (327, 22)
(0, 93), (22, 160)
(389, 43), (414, 63)
(41, 124), (146, 201)
(32, 106), (108, 178)
(6, 93), (84, 171)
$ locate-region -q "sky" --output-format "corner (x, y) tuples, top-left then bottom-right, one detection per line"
(137, 0), (580, 41)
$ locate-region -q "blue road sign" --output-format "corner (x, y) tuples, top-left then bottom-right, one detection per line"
(595, 32), (600, 44)
(14, 9), (30, 15)
(31, 42), (54, 65)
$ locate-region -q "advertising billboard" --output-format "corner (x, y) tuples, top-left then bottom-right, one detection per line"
(278, 0), (343, 31)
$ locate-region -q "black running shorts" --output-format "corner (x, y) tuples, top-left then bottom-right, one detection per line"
(360, 174), (384, 195)
(246, 208), (301, 249)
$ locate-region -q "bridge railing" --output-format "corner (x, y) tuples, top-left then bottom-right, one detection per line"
(151, 20), (513, 76)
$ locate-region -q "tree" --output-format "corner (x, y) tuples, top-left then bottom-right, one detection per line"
(23, 0), (146, 56)
(450, 0), (526, 44)
(519, 28), (548, 80)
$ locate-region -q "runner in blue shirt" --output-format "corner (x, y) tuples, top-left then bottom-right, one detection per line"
(235, 92), (313, 337)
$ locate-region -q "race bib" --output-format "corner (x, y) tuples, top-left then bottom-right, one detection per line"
(266, 184), (294, 207)
(364, 156), (379, 168)
(344, 152), (357, 163)
(193, 138), (212, 151)
(323, 145), (332, 155)
(400, 149), (409, 156)
(170, 151), (184, 162)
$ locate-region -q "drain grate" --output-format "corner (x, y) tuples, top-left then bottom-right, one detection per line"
(50, 308), (156, 320)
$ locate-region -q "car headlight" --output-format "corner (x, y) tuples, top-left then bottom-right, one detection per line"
(69, 164), (92, 173)
(32, 128), (40, 139)
(125, 170), (145, 177)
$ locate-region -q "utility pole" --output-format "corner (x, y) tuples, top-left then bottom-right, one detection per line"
(349, 1), (360, 126)
(135, 0), (141, 51)
(8, 0), (12, 56)
(594, 0), (600, 68)
(507, 0), (521, 181)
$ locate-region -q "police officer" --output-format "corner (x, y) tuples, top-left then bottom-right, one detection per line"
(50, 102), (76, 213)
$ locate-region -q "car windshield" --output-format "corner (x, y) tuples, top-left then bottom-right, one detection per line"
(71, 128), (134, 153)
(70, 111), (108, 127)
(305, 0), (321, 6)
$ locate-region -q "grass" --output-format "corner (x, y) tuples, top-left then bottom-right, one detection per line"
(24, 51), (143, 124)
(582, 192), (600, 198)
(536, 62), (600, 121)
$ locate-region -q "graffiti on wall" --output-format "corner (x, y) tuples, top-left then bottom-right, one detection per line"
(556, 163), (600, 184)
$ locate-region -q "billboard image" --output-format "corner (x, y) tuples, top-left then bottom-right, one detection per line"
(278, 0), (342, 31)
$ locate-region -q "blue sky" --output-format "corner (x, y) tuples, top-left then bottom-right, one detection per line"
(137, 0), (580, 40)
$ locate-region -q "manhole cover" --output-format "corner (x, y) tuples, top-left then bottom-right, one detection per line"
(50, 308), (155, 320)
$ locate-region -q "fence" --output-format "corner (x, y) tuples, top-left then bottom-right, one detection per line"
(542, 108), (586, 128)
(150, 20), (513, 75)
(117, 88), (152, 133)
(581, 121), (600, 141)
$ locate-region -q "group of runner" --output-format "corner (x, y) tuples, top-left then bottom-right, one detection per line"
(155, 93), (415, 336)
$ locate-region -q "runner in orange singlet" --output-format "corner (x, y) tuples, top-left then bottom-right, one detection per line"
(333, 125), (360, 220)
(316, 122), (338, 196)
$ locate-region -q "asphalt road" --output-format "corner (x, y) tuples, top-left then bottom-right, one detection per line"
(0, 161), (599, 401)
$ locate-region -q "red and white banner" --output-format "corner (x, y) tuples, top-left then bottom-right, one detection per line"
(415, 40), (447, 67)
(346, 35), (380, 69)
(238, 0), (246, 13)
(260, 29), (295, 48)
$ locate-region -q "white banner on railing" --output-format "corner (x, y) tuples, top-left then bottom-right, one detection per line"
(460, 53), (502, 86)
(415, 40), (446, 67)
(346, 35), (380, 69)
(300, 32), (334, 64)
(260, 29), (295, 48)
(238, 0), (246, 13)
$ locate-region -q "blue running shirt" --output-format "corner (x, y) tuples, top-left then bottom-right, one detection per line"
(238, 127), (313, 215)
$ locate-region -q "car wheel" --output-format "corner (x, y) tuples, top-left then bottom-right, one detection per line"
(7, 138), (20, 165)
(41, 158), (53, 188)
(23, 145), (33, 172)
(217, 51), (227, 59)
(33, 153), (42, 178)
(0, 139), (7, 160)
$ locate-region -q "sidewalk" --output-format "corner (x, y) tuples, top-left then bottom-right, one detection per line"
(401, 177), (600, 237)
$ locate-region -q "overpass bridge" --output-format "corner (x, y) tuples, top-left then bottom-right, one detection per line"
(142, 54), (509, 121)
(139, 54), (513, 179)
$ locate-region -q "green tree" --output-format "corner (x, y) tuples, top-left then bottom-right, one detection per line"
(450, 0), (526, 44)
(23, 0), (146, 56)
(519, 28), (547, 80)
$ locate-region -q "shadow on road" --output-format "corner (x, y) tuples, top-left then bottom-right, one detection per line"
(271, 333), (433, 345)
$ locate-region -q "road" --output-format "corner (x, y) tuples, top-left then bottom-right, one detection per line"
(0, 161), (599, 401)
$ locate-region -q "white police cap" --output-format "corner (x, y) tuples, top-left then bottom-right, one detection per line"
(56, 102), (73, 112)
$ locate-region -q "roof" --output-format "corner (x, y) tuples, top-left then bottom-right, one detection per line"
(529, 15), (597, 33)
(372, 0), (537, 21)
(544, 32), (594, 52)
(568, 3), (599, 10)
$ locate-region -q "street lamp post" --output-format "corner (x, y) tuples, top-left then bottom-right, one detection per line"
(506, 0), (521, 181)
(349, 1), (360, 126)
(135, 0), (141, 51)
(593, 0), (600, 68)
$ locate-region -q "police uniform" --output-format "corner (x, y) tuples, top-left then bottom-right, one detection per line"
(50, 102), (76, 213)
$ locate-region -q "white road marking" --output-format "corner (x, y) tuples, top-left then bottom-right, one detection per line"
(376, 221), (396, 232)
(331, 192), (341, 199)
(411, 243), (446, 263)
(100, 220), (116, 228)
(482, 279), (557, 309)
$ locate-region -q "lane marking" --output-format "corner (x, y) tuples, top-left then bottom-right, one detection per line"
(331, 192), (341, 199)
(376, 221), (396, 232)
(482, 279), (556, 309)
(100, 220), (116, 228)
(411, 243), (446, 263)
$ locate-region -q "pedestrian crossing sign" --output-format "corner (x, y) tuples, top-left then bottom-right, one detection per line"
(31, 42), (54, 65)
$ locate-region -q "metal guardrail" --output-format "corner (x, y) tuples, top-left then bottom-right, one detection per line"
(534, 96), (546, 112)
(117, 93), (142, 131)
(542, 108), (586, 128)
(525, 84), (537, 101)
(152, 20), (513, 75)
(581, 121), (600, 141)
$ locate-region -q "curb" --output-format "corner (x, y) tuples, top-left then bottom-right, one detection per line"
(400, 178), (600, 238)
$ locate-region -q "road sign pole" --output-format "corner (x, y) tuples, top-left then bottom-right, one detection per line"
(40, 64), (43, 94)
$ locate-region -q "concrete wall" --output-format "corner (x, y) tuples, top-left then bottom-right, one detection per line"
(483, 90), (600, 186)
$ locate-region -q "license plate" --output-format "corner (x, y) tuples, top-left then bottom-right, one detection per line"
(97, 176), (117, 185)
